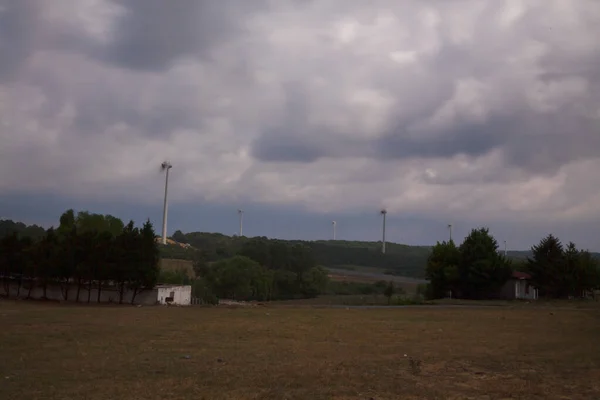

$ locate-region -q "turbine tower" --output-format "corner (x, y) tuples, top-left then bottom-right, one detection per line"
(380, 209), (387, 254)
(160, 161), (172, 245)
(448, 224), (453, 242)
(504, 240), (507, 257)
(332, 220), (336, 240)
(238, 209), (244, 237)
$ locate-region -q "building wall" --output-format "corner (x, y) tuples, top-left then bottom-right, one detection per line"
(497, 279), (538, 300)
(1, 280), (159, 305)
(156, 285), (191, 305)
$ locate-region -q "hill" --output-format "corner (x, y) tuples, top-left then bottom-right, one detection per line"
(163, 231), (431, 279)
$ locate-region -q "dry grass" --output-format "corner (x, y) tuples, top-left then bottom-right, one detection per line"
(327, 273), (420, 294)
(1, 300), (599, 400)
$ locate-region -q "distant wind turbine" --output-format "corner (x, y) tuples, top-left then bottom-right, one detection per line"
(504, 240), (507, 257)
(238, 209), (244, 237)
(448, 224), (453, 242)
(160, 161), (173, 245)
(332, 220), (336, 240)
(380, 209), (387, 254)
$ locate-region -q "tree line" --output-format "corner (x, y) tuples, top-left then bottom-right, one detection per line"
(166, 230), (429, 278)
(0, 210), (160, 304)
(426, 228), (600, 299)
(0, 212), (332, 304)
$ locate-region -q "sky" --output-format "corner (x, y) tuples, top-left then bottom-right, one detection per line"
(1, 0), (600, 250)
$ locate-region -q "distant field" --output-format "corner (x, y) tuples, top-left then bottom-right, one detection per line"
(326, 267), (427, 294)
(1, 300), (599, 399)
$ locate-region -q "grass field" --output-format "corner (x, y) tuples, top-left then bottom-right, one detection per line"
(1, 301), (599, 399)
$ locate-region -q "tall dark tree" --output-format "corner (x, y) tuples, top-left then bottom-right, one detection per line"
(527, 234), (565, 297)
(129, 220), (160, 304)
(457, 228), (512, 299)
(528, 236), (600, 298)
(426, 240), (460, 299)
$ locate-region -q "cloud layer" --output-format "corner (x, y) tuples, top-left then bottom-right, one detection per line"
(1, 0), (600, 245)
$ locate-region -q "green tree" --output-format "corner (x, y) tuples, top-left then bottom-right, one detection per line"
(527, 234), (566, 298)
(58, 209), (76, 235)
(300, 266), (329, 298)
(128, 220), (160, 304)
(457, 228), (512, 299)
(384, 281), (395, 304)
(206, 256), (264, 300)
(171, 230), (188, 244)
(425, 240), (460, 299)
(528, 236), (600, 298)
(36, 228), (60, 299)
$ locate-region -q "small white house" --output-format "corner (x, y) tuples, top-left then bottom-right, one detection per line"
(155, 285), (192, 305)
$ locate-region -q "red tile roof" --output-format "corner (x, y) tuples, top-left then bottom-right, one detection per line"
(512, 271), (531, 280)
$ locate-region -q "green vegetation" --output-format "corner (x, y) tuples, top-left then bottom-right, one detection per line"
(426, 228), (600, 300)
(1, 212), (333, 303)
(4, 216), (600, 303)
(193, 239), (330, 301)
(526, 234), (600, 298)
(0, 209), (160, 304)
(161, 230), (431, 278)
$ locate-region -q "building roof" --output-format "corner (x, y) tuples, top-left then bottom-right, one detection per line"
(512, 271), (532, 280)
(155, 284), (191, 289)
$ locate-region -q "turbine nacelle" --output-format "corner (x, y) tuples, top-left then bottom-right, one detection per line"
(161, 161), (172, 171)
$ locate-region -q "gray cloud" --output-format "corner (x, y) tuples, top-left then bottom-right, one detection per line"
(1, 0), (600, 233)
(100, 0), (267, 71)
(0, 1), (40, 81)
(246, 1), (600, 179)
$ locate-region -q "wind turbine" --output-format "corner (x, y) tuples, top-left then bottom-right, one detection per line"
(504, 240), (507, 257)
(448, 224), (453, 242)
(160, 161), (172, 245)
(332, 220), (336, 240)
(238, 209), (244, 236)
(380, 209), (387, 254)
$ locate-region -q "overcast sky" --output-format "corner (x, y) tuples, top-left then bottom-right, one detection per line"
(1, 0), (599, 250)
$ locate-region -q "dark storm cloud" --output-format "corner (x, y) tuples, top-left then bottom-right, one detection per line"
(101, 0), (268, 71)
(377, 117), (513, 161)
(252, 134), (326, 163)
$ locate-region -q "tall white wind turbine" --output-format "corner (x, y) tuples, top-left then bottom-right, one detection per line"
(448, 224), (453, 242)
(332, 220), (336, 240)
(238, 209), (244, 237)
(160, 161), (173, 245)
(380, 209), (387, 254)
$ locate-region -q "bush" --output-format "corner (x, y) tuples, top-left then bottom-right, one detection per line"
(416, 283), (435, 300)
(393, 295), (426, 306)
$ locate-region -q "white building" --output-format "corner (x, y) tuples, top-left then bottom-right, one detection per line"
(155, 284), (192, 305)
(1, 280), (192, 306)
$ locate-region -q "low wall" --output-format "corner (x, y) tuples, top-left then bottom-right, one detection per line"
(1, 280), (158, 305)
